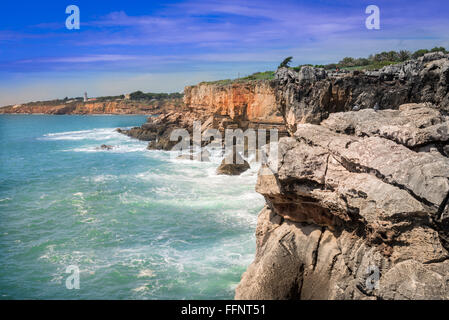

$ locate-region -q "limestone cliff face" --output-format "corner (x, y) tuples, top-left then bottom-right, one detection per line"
(0, 99), (182, 115)
(236, 53), (449, 300)
(183, 80), (283, 124)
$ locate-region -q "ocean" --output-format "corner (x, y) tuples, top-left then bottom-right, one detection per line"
(0, 114), (264, 299)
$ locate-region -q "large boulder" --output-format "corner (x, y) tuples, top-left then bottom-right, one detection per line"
(99, 144), (113, 150)
(321, 103), (449, 150)
(216, 151), (250, 175)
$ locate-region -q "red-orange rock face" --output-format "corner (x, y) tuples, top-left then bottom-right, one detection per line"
(183, 80), (283, 124)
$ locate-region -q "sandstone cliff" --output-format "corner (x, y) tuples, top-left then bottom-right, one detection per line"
(183, 80), (283, 124)
(122, 80), (288, 150)
(236, 52), (449, 300)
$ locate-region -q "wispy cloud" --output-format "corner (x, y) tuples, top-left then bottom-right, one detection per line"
(17, 54), (139, 64)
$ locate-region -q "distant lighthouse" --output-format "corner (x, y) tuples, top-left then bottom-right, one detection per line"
(84, 92), (88, 102)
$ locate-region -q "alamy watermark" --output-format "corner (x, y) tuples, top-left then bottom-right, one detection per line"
(66, 5), (80, 30)
(365, 5), (380, 30)
(65, 265), (80, 289)
(365, 265), (380, 290)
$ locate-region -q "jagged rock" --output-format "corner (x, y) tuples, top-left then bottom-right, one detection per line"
(123, 126), (158, 141)
(118, 77), (289, 150)
(274, 53), (449, 132)
(120, 110), (209, 150)
(184, 80), (284, 124)
(444, 145), (449, 157)
(297, 66), (327, 83)
(121, 106), (287, 152)
(236, 104), (449, 300)
(216, 151), (250, 175)
(321, 103), (449, 151)
(99, 144), (113, 150)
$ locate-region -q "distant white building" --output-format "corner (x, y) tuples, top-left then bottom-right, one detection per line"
(124, 93), (131, 100)
(84, 92), (88, 102)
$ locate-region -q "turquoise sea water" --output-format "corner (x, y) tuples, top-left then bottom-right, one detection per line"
(0, 115), (264, 299)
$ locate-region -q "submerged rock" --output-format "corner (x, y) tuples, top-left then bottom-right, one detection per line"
(99, 144), (113, 150)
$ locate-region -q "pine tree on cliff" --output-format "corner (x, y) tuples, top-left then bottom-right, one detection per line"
(278, 56), (293, 69)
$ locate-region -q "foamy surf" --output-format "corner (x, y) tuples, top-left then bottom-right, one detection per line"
(1, 115), (264, 299)
(70, 144), (147, 153)
(41, 127), (149, 154)
(40, 128), (124, 141)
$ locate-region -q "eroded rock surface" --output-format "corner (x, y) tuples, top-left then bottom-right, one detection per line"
(0, 99), (182, 115)
(275, 52), (449, 132)
(183, 80), (283, 124)
(236, 104), (449, 300)
(120, 110), (209, 150)
(321, 103), (449, 153)
(120, 80), (289, 151)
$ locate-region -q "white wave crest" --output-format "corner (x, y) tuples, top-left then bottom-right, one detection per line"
(40, 128), (127, 141)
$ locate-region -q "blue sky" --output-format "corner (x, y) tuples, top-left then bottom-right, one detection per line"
(0, 0), (448, 105)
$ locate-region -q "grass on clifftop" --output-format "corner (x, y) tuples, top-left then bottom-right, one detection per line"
(200, 46), (448, 86)
(199, 71), (275, 85)
(5, 92), (184, 108)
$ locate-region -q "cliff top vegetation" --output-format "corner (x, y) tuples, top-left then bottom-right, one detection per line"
(2, 91), (183, 109)
(200, 46), (448, 85)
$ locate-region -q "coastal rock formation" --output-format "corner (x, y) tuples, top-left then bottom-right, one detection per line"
(99, 144), (113, 150)
(0, 99), (182, 115)
(121, 110), (209, 150)
(275, 52), (449, 133)
(122, 80), (289, 151)
(184, 80), (283, 124)
(235, 104), (449, 300)
(122, 52), (449, 155)
(321, 103), (449, 154)
(216, 151), (250, 175)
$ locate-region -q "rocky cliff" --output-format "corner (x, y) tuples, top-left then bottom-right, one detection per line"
(121, 80), (288, 150)
(275, 51), (449, 133)
(183, 80), (283, 124)
(0, 99), (182, 115)
(236, 53), (449, 300)
(116, 53), (449, 298)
